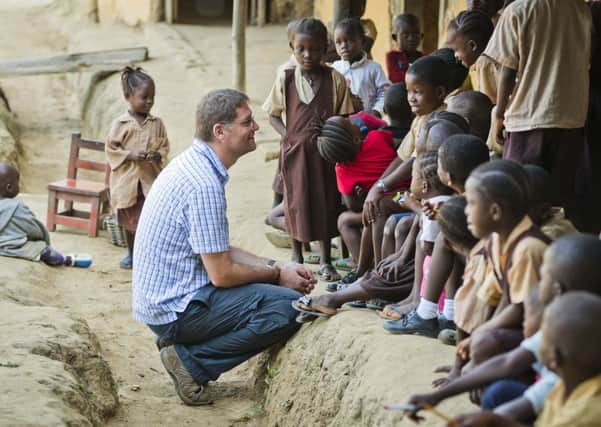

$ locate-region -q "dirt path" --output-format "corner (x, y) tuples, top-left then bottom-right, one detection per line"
(1, 2), (291, 424)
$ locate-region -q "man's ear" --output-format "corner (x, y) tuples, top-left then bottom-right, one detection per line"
(212, 123), (226, 141)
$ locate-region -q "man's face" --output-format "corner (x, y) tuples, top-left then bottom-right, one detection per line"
(223, 103), (259, 157)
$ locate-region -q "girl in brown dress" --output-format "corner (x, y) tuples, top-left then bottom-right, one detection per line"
(264, 18), (354, 281)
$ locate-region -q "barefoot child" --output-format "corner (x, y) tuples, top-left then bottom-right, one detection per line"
(263, 17), (355, 281)
(0, 163), (90, 267)
(332, 18), (390, 116)
(386, 13), (424, 84)
(106, 67), (169, 269)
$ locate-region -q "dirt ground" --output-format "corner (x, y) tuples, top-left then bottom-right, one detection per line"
(0, 1), (473, 425)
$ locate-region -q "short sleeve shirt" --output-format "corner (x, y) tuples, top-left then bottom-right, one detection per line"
(132, 140), (230, 325)
(484, 0), (592, 132)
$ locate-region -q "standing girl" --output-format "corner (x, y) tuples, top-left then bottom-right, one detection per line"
(263, 18), (355, 281)
(106, 67), (169, 269)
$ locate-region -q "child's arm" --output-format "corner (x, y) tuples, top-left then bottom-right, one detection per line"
(494, 397), (536, 423)
(408, 346), (535, 409)
(147, 119), (170, 164)
(106, 122), (145, 169)
(269, 115), (287, 138)
(342, 192), (364, 213)
(494, 66), (517, 146)
(371, 64), (390, 115)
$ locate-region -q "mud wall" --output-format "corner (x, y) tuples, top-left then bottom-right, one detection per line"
(0, 87), (19, 169)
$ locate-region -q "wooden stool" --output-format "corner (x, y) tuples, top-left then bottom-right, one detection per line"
(47, 133), (110, 237)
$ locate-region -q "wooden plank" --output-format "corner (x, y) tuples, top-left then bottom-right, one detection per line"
(0, 47), (148, 77)
(232, 0), (247, 92)
(257, 0), (266, 26)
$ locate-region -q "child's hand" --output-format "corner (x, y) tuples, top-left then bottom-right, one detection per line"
(146, 151), (162, 162)
(421, 200), (442, 220)
(399, 191), (422, 214)
(354, 185), (366, 199)
(351, 94), (364, 112)
(456, 337), (472, 360)
(126, 150), (147, 161)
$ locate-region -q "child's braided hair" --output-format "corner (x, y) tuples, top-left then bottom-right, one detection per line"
(317, 118), (359, 163)
(121, 66), (153, 98)
(416, 151), (452, 194)
(437, 196), (478, 251)
(452, 10), (495, 46)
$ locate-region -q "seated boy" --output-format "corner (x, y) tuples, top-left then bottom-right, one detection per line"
(407, 234), (601, 424)
(446, 291), (601, 427)
(0, 162), (90, 267)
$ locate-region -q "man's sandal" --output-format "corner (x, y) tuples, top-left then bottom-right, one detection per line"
(291, 295), (337, 317)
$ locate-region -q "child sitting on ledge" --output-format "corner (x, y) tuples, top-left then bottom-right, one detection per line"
(0, 162), (91, 267)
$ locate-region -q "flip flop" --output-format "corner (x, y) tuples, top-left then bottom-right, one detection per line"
(291, 295), (336, 317)
(305, 252), (321, 264)
(333, 257), (356, 272)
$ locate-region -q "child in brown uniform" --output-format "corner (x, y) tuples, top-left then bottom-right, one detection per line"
(106, 67), (169, 269)
(263, 18), (355, 281)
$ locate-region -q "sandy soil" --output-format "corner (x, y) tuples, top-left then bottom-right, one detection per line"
(0, 2), (474, 425)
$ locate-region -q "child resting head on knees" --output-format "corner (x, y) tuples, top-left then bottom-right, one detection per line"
(106, 66), (169, 270)
(447, 90), (494, 141)
(0, 163), (91, 267)
(415, 111), (470, 155)
(396, 55), (450, 162)
(332, 18), (390, 116)
(459, 160), (549, 360)
(410, 234), (601, 425)
(431, 47), (470, 97)
(291, 151), (451, 318)
(524, 165), (578, 240)
(386, 13), (423, 84)
(381, 83), (413, 148)
(264, 17), (355, 280)
(437, 134), (490, 194)
(446, 292), (601, 427)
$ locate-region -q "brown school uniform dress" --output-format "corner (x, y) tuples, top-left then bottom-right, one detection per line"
(106, 112), (169, 232)
(281, 67), (343, 242)
(484, 0), (593, 230)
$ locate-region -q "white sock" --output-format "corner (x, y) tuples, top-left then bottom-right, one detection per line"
(416, 298), (438, 320)
(442, 299), (455, 321)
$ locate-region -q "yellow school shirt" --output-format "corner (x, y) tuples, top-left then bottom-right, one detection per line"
(396, 104), (446, 161)
(536, 374), (601, 427)
(469, 54), (498, 104)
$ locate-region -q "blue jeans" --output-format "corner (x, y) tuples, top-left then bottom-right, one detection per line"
(148, 283), (301, 385)
(481, 379), (529, 410)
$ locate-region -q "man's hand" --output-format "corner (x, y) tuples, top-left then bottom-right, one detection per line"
(376, 252), (405, 281)
(277, 261), (316, 294)
(494, 115), (505, 147)
(126, 150), (147, 161)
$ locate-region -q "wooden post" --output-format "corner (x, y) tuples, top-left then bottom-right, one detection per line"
(333, 0), (352, 27)
(165, 0), (174, 24)
(250, 0), (257, 25)
(257, 0), (267, 27)
(233, 0), (247, 92)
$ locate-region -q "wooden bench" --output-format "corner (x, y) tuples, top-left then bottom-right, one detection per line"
(47, 133), (110, 237)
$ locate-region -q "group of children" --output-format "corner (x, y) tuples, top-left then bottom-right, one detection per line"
(265, 2), (601, 425)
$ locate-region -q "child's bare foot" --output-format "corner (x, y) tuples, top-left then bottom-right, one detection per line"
(292, 294), (340, 317)
(318, 264), (341, 282)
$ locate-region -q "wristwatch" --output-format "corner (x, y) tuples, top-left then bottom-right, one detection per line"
(376, 179), (388, 192)
(266, 259), (280, 283)
(266, 259), (277, 268)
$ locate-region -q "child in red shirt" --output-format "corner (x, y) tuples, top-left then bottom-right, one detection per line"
(386, 13), (424, 84)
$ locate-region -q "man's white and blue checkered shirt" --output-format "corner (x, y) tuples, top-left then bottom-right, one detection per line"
(132, 139), (229, 325)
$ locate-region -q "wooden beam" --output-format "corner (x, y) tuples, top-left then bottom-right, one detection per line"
(0, 47), (149, 77)
(232, 0), (247, 92)
(333, 0), (352, 27)
(257, 0), (267, 26)
(165, 0), (174, 24)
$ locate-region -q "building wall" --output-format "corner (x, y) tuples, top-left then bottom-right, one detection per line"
(97, 0), (163, 25)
